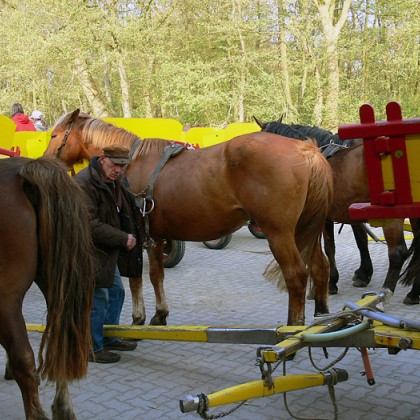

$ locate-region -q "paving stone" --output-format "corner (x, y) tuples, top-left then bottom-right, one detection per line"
(1, 225), (419, 419)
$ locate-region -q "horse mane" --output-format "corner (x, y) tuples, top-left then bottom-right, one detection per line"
(55, 111), (138, 150)
(261, 120), (353, 148)
(131, 137), (172, 160)
(263, 121), (307, 140)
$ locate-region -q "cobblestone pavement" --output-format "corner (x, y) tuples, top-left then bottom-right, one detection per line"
(0, 225), (419, 420)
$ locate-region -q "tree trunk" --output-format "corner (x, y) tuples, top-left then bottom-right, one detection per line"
(277, 0), (297, 120)
(103, 53), (112, 105)
(74, 57), (108, 117)
(314, 0), (351, 129)
(118, 52), (131, 118)
(232, 0), (247, 122)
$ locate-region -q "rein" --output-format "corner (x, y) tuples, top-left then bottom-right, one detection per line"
(56, 120), (74, 159)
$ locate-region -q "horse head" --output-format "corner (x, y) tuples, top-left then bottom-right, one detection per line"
(44, 109), (98, 168)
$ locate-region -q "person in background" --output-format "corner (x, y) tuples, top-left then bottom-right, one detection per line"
(30, 110), (48, 132)
(75, 145), (141, 364)
(10, 103), (36, 132)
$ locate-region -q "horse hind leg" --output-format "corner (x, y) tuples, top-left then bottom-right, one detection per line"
(0, 311), (48, 419)
(264, 234), (309, 326)
(51, 381), (76, 420)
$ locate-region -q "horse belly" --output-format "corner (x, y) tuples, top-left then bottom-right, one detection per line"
(148, 192), (246, 241)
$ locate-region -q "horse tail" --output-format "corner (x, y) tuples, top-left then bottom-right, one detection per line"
(400, 229), (420, 286)
(295, 142), (333, 269)
(263, 143), (333, 288)
(19, 157), (95, 382)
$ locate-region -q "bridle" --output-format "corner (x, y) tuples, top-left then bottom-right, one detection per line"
(56, 120), (74, 159)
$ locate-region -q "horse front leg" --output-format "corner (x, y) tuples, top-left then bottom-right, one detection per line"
(380, 219), (408, 304)
(351, 224), (373, 287)
(147, 241), (169, 325)
(129, 276), (146, 325)
(309, 239), (330, 317)
(51, 380), (76, 420)
(323, 219), (339, 294)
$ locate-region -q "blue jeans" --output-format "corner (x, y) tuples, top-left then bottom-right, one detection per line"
(90, 266), (125, 352)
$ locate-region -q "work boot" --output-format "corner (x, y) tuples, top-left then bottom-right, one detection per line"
(104, 339), (138, 351)
(88, 350), (121, 363)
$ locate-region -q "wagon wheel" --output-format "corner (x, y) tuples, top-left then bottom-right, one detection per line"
(163, 239), (186, 268)
(248, 220), (266, 239)
(202, 235), (233, 250)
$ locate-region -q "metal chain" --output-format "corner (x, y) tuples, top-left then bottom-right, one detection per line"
(308, 346), (349, 372)
(198, 399), (248, 419)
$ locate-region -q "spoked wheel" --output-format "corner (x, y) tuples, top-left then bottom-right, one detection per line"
(202, 235), (233, 250)
(248, 221), (266, 239)
(163, 239), (186, 268)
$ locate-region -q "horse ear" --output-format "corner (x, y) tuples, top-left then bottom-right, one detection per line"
(253, 116), (266, 129)
(68, 109), (80, 123)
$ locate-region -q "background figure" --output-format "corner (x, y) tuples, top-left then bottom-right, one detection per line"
(30, 110), (48, 131)
(10, 103), (36, 132)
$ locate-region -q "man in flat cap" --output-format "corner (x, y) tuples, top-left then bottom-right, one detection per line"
(75, 144), (142, 363)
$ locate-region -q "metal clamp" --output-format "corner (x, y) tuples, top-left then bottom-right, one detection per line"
(140, 197), (155, 216)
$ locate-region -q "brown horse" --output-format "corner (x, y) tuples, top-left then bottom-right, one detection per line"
(256, 119), (419, 304)
(0, 156), (94, 419)
(44, 109), (333, 326)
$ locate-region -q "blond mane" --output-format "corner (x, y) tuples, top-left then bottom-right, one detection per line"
(55, 112), (138, 150)
(131, 138), (172, 160)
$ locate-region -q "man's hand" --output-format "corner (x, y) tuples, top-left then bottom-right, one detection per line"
(126, 233), (137, 250)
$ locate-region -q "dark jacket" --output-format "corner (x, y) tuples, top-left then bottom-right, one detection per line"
(75, 157), (143, 287)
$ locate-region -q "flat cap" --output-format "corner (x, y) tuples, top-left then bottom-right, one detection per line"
(103, 145), (130, 165)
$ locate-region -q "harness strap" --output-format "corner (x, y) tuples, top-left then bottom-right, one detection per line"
(56, 120), (74, 159)
(135, 143), (186, 249)
(128, 138), (141, 161)
(321, 142), (348, 159)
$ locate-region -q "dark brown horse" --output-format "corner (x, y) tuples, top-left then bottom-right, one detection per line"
(0, 156), (94, 419)
(256, 118), (418, 304)
(44, 109), (333, 326)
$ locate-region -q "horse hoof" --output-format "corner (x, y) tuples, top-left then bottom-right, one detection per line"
(403, 295), (420, 305)
(329, 284), (338, 295)
(150, 316), (167, 326)
(352, 279), (369, 287)
(4, 371), (13, 380)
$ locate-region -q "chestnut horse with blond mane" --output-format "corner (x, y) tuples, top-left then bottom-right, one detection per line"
(0, 156), (94, 419)
(44, 109), (333, 326)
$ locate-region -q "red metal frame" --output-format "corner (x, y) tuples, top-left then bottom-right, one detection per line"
(0, 146), (21, 157)
(338, 101), (420, 220)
